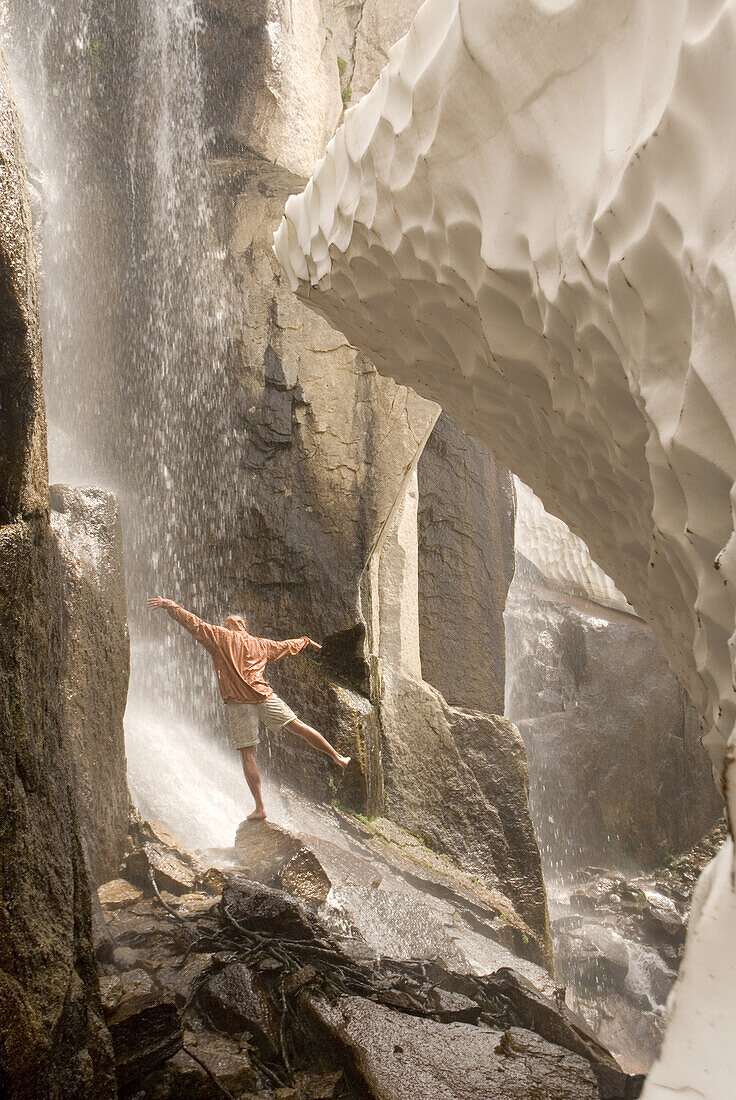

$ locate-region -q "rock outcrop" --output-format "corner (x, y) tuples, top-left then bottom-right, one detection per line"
(0, 519), (116, 1099)
(274, 2), (736, 1090)
(0, 49), (46, 523)
(306, 995), (602, 1100)
(0, 47), (125, 1099)
(417, 412), (515, 716)
(363, 469), (550, 961)
(50, 484), (130, 884)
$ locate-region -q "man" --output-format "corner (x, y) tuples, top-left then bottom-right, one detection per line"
(147, 596), (350, 820)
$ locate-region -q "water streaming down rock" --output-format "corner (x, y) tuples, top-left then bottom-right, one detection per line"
(0, 0), (242, 805)
(505, 478), (722, 1070)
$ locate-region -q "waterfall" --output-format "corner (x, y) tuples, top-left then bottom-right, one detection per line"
(0, 0), (244, 840)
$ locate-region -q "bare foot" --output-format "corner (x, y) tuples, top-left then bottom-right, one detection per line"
(247, 808), (267, 821)
(335, 755), (351, 768)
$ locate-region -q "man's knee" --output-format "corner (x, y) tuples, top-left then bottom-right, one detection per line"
(240, 745), (257, 763)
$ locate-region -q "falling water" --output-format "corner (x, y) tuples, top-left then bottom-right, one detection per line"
(505, 478), (686, 1070)
(0, 0), (242, 831)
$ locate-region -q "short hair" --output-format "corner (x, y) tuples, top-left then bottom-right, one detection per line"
(224, 614), (247, 633)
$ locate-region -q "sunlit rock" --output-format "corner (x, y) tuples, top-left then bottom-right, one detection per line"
(98, 879), (144, 910)
(275, 2), (736, 1090)
(234, 818), (332, 905)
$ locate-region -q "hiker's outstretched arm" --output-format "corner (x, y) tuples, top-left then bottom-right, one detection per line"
(147, 596), (223, 651)
(262, 636), (321, 662)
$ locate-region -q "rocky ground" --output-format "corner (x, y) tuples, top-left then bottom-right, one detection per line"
(550, 821), (728, 1070)
(93, 815), (645, 1100)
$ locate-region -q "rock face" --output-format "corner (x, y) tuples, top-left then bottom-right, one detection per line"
(274, 2), (736, 1089)
(190, 0), (543, 963)
(0, 47), (116, 1100)
(0, 48), (47, 523)
(50, 484), (130, 884)
(417, 412), (515, 716)
(0, 521), (117, 1099)
(506, 563), (722, 869)
(364, 469), (550, 962)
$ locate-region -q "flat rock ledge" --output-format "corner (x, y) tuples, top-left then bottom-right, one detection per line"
(93, 818), (644, 1100)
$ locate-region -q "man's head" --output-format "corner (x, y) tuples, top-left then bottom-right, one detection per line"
(224, 614), (248, 634)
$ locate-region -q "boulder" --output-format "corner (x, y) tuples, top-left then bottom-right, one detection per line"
(471, 968), (642, 1099)
(49, 483), (130, 885)
(199, 962), (280, 1056)
(304, 995), (601, 1099)
(221, 874), (331, 944)
(235, 819), (332, 904)
(125, 843), (199, 896)
(291, 1069), (343, 1099)
(123, 820), (214, 896)
(98, 878), (144, 909)
(143, 1033), (259, 1099)
(100, 969), (183, 1096)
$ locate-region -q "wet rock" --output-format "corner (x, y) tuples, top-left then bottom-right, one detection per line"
(144, 1032), (259, 1099)
(124, 821), (214, 896)
(100, 967), (157, 1010)
(562, 925), (630, 989)
(639, 888), (685, 941)
(199, 962), (280, 1056)
(304, 995), (600, 1099)
(235, 819), (332, 904)
(222, 874), (333, 943)
(99, 878), (145, 908)
(91, 886), (118, 965)
(506, 578), (722, 868)
(470, 968), (642, 1099)
(0, 53), (46, 521)
(156, 953), (215, 1008)
(377, 672), (551, 966)
(0, 45), (117, 1100)
(101, 970), (183, 1096)
(125, 842), (198, 895)
(50, 483), (130, 885)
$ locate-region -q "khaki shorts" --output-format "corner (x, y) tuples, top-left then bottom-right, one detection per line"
(226, 694), (297, 750)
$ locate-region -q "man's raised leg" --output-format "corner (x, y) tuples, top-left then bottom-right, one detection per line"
(284, 718), (351, 767)
(240, 746), (267, 820)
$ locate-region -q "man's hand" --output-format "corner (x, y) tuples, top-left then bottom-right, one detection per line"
(308, 639), (322, 650)
(147, 596), (167, 610)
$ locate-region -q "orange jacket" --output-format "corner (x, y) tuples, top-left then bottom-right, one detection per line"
(163, 600), (314, 703)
